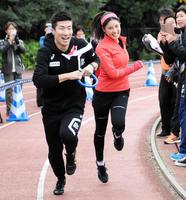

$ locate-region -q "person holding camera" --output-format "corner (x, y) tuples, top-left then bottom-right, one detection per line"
(160, 5), (186, 166)
(156, 8), (180, 146)
(0, 21), (25, 116)
(158, 13), (180, 144)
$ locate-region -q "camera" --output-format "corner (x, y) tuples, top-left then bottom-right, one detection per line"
(15, 35), (19, 44)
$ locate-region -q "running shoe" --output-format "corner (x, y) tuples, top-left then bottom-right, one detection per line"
(53, 178), (66, 195)
(113, 132), (124, 151)
(164, 133), (180, 144)
(157, 130), (170, 137)
(97, 164), (108, 183)
(66, 151), (76, 175)
(170, 152), (186, 161)
(175, 157), (186, 167)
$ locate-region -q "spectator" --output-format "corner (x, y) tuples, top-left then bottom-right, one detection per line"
(156, 7), (180, 145)
(39, 22), (52, 48)
(74, 25), (86, 40)
(160, 5), (186, 165)
(0, 21), (25, 116)
(36, 22), (52, 108)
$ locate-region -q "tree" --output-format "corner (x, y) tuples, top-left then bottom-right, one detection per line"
(0, 0), (103, 39)
(101, 0), (176, 59)
(0, 0), (180, 60)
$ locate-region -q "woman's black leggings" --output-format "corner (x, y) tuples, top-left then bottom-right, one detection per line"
(92, 90), (129, 161)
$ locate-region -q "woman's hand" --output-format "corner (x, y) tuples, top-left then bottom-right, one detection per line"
(133, 60), (144, 70)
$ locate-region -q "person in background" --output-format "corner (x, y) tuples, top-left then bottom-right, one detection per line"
(91, 11), (144, 183)
(74, 25), (86, 40)
(36, 22), (52, 108)
(0, 21), (25, 116)
(157, 8), (180, 144)
(39, 22), (52, 48)
(33, 11), (99, 195)
(160, 5), (186, 166)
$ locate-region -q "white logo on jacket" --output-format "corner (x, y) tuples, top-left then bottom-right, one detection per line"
(49, 61), (60, 67)
(51, 54), (55, 60)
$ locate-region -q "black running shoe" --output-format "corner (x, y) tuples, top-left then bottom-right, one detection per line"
(97, 164), (108, 183)
(66, 151), (76, 175)
(113, 132), (124, 151)
(157, 130), (170, 137)
(53, 178), (66, 195)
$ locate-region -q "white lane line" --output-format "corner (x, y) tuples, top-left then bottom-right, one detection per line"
(37, 159), (49, 200)
(0, 111), (41, 129)
(36, 116), (94, 200)
(36, 93), (157, 200)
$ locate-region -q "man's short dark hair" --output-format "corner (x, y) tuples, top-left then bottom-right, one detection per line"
(50, 11), (72, 29)
(158, 7), (174, 18)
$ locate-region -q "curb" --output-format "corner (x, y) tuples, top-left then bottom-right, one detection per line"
(150, 116), (186, 200)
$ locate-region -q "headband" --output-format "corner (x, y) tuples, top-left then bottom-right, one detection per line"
(101, 12), (118, 26)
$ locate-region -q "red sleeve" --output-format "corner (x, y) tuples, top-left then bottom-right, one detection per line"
(96, 48), (140, 79)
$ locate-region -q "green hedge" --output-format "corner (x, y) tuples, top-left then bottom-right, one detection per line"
(14, 40), (160, 70)
(21, 40), (39, 70)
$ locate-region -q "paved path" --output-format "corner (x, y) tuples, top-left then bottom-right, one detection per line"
(153, 118), (186, 199)
(0, 64), (182, 200)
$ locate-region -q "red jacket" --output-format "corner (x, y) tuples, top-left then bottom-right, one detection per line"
(95, 34), (140, 92)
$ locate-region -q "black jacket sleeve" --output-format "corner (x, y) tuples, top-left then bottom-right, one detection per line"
(82, 41), (100, 68)
(160, 42), (176, 65)
(32, 47), (59, 88)
(168, 40), (186, 61)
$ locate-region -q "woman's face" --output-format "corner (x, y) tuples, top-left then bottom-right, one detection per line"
(176, 10), (186, 28)
(6, 24), (17, 36)
(103, 19), (121, 40)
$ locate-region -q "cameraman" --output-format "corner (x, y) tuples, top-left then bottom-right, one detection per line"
(0, 21), (25, 116)
(157, 9), (180, 143)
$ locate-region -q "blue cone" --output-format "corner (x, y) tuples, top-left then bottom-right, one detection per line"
(144, 61), (159, 87)
(7, 84), (29, 122)
(0, 73), (5, 102)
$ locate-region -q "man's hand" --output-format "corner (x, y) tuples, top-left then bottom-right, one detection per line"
(82, 64), (94, 76)
(69, 70), (84, 80)
(58, 70), (84, 83)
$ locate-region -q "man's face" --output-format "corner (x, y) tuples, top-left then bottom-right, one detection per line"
(53, 20), (73, 51)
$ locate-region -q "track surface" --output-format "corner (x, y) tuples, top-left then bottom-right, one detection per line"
(0, 64), (179, 200)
